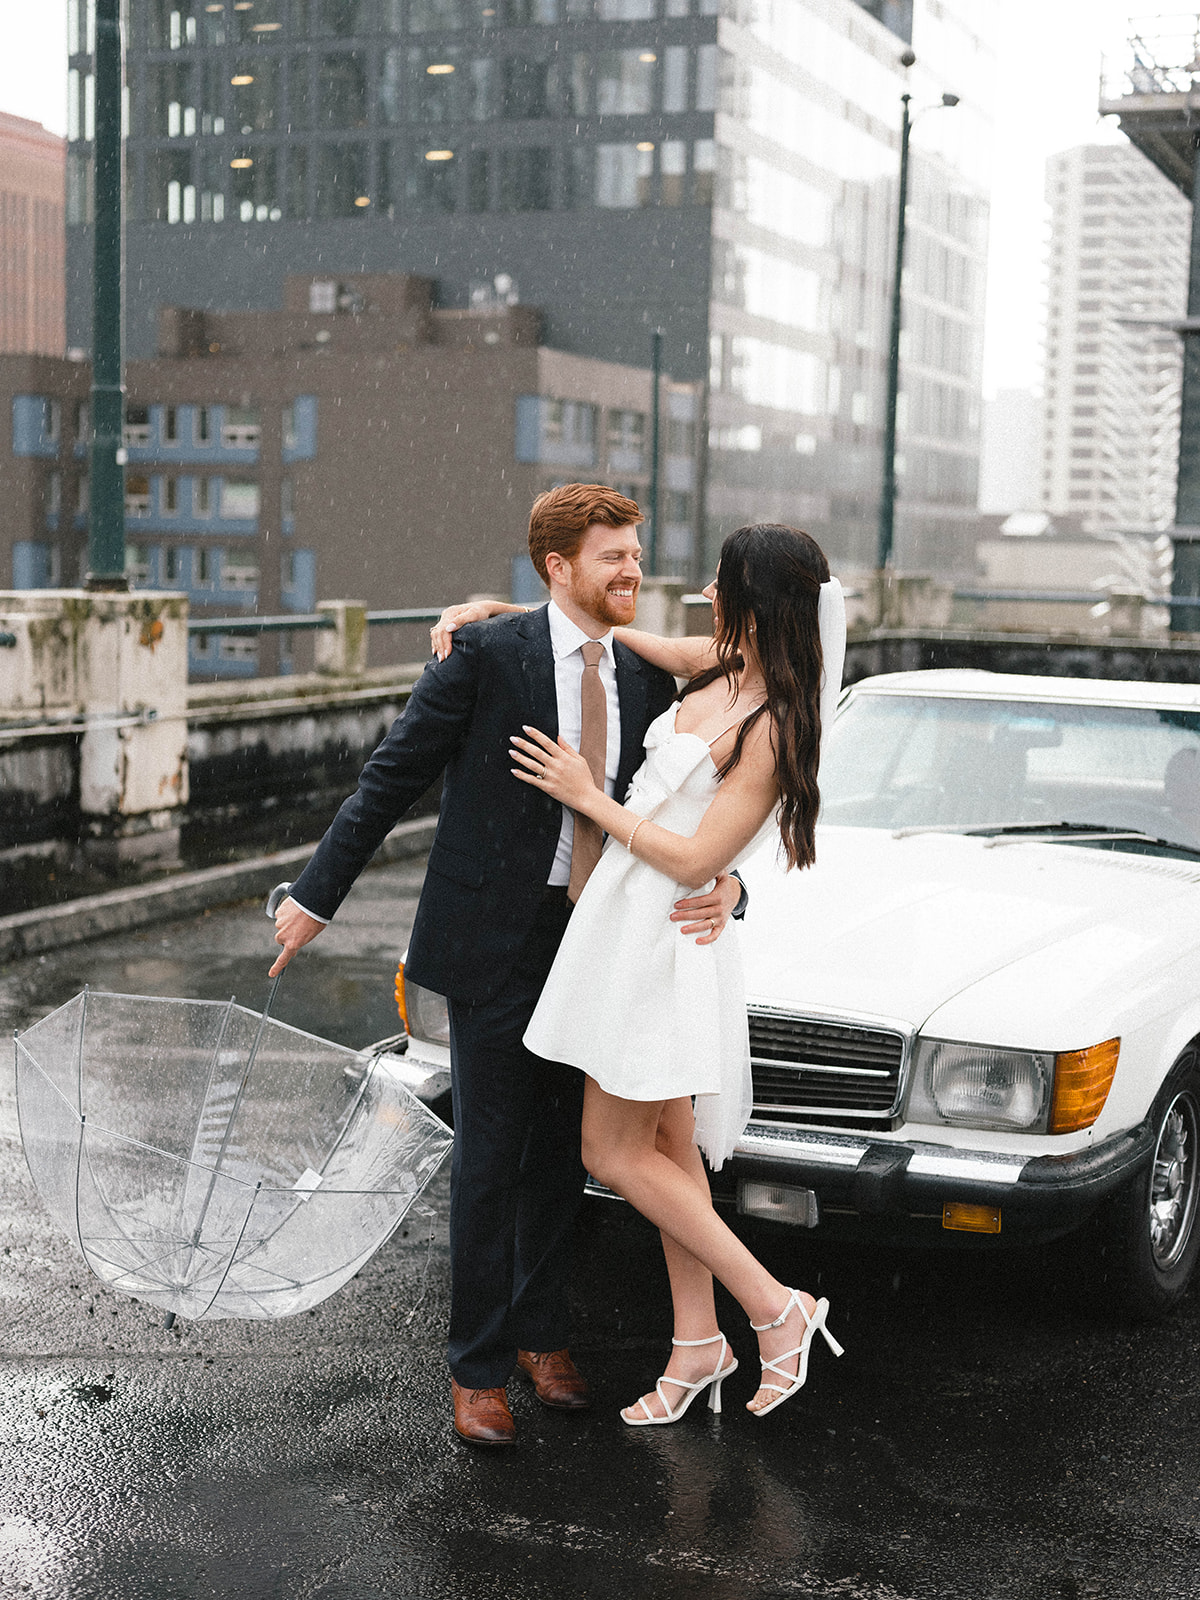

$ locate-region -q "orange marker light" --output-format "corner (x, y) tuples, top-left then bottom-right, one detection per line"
(943, 1203), (1001, 1234)
(395, 962), (409, 1027)
(1050, 1037), (1120, 1134)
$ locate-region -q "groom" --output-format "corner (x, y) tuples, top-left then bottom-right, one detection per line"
(271, 483), (744, 1445)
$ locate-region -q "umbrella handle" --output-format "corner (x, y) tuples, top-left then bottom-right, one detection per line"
(266, 881), (293, 920)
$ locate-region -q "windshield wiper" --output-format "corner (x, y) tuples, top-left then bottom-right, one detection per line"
(893, 820), (1200, 861)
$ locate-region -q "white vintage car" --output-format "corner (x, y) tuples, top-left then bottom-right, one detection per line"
(393, 669), (1200, 1317)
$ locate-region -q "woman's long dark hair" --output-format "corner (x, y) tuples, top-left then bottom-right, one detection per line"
(682, 523), (830, 870)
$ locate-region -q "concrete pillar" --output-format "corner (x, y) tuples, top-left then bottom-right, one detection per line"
(0, 590), (189, 871)
(875, 572), (954, 629)
(636, 577), (687, 638)
(315, 601), (368, 677)
(1104, 587), (1146, 639)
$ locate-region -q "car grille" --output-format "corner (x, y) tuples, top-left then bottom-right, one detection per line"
(747, 1010), (906, 1132)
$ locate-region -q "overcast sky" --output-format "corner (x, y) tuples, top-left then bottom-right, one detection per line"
(0, 0), (1165, 396)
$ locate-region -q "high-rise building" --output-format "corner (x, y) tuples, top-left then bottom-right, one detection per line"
(0, 112), (66, 356)
(1041, 142), (1189, 535)
(66, 0), (992, 579)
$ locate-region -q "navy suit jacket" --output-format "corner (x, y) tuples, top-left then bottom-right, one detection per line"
(288, 606), (678, 1007)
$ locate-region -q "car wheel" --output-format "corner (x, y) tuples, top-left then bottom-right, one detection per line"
(1096, 1046), (1200, 1320)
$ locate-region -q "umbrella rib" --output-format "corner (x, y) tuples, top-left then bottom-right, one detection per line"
(194, 1181), (264, 1320)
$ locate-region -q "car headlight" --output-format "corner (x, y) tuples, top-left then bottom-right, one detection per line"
(908, 1041), (1054, 1132)
(906, 1037), (1119, 1134)
(395, 961), (450, 1047)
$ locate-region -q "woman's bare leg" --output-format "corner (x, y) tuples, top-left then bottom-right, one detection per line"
(622, 1098), (730, 1419)
(582, 1079), (821, 1412)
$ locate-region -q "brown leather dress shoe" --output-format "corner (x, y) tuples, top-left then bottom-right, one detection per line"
(516, 1348), (592, 1410)
(451, 1379), (516, 1446)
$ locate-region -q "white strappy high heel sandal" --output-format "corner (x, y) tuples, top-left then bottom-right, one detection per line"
(620, 1332), (739, 1427)
(748, 1289), (843, 1417)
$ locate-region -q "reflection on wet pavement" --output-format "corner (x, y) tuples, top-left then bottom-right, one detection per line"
(2, 859), (1199, 1598)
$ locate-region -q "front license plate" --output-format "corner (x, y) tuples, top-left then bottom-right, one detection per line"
(738, 1180), (820, 1228)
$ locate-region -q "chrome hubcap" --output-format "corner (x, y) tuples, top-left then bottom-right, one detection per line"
(1148, 1092), (1200, 1269)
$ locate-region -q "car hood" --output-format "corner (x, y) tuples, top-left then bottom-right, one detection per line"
(738, 827), (1200, 1041)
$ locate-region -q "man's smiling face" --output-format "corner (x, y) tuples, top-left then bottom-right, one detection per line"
(550, 521), (643, 631)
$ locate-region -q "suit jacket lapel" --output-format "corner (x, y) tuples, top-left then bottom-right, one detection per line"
(517, 606), (558, 738)
(614, 640), (649, 798)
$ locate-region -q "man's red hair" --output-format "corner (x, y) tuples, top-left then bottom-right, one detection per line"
(527, 483), (643, 584)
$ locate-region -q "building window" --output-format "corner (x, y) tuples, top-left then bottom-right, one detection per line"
(467, 150), (490, 211)
(222, 407), (262, 449)
(695, 44), (718, 111)
(693, 139), (715, 205)
(595, 143), (652, 208)
(498, 148), (552, 211)
(222, 551), (260, 590)
(231, 58), (279, 133)
(194, 477), (213, 516)
(221, 480), (261, 519)
(282, 395), (319, 459)
(163, 475), (180, 513)
(311, 0), (373, 34)
(195, 547), (216, 586)
(13, 541), (60, 589)
(501, 57), (553, 119)
(607, 409), (645, 472)
(503, 0), (558, 20)
(164, 546), (182, 584)
(195, 406), (212, 446)
(315, 142), (370, 217)
(123, 405), (150, 447)
(320, 52), (369, 128)
(46, 471), (63, 520)
(660, 140), (685, 206)
(597, 0), (655, 17)
(595, 50), (654, 115)
(125, 542), (152, 583)
(408, 47), (461, 121)
(231, 148), (282, 222)
(662, 46), (687, 113)
(163, 405), (178, 443)
(408, 146), (457, 214)
(147, 148), (196, 225)
(76, 473), (90, 515)
(125, 474), (152, 515)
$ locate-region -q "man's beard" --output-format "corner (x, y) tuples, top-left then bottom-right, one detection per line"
(570, 577), (639, 628)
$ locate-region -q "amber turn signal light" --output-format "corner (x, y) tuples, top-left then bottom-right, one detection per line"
(394, 961), (409, 1027)
(942, 1202), (1001, 1234)
(1049, 1037), (1120, 1133)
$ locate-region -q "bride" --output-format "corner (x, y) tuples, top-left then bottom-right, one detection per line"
(435, 521), (846, 1423)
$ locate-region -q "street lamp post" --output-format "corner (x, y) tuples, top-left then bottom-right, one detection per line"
(647, 327), (663, 577)
(877, 77), (959, 577)
(877, 92), (913, 575)
(86, 0), (128, 592)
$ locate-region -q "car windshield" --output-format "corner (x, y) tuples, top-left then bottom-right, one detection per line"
(819, 693), (1200, 854)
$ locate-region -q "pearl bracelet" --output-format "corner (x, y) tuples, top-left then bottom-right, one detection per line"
(627, 818), (646, 852)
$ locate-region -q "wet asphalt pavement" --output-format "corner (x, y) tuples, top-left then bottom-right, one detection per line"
(3, 857), (1200, 1600)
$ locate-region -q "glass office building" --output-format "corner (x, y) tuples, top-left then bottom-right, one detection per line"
(66, 0), (993, 578)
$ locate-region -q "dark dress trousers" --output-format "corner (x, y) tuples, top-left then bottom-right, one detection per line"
(289, 607), (676, 1385)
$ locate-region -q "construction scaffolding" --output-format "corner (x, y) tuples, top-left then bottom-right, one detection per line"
(1100, 17), (1200, 625)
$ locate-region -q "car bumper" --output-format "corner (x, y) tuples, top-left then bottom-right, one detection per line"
(710, 1121), (1157, 1243)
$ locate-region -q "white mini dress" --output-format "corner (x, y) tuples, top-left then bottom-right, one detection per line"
(523, 702), (776, 1170)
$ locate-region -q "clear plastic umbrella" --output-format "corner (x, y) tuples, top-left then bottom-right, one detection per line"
(14, 962), (453, 1323)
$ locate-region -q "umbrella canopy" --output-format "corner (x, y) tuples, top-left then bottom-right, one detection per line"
(15, 988), (453, 1322)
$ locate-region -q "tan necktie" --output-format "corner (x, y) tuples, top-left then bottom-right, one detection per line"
(568, 639), (608, 903)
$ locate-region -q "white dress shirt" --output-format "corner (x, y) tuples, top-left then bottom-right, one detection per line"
(545, 598), (622, 887)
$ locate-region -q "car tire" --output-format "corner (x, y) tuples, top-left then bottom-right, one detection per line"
(1093, 1045), (1200, 1321)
